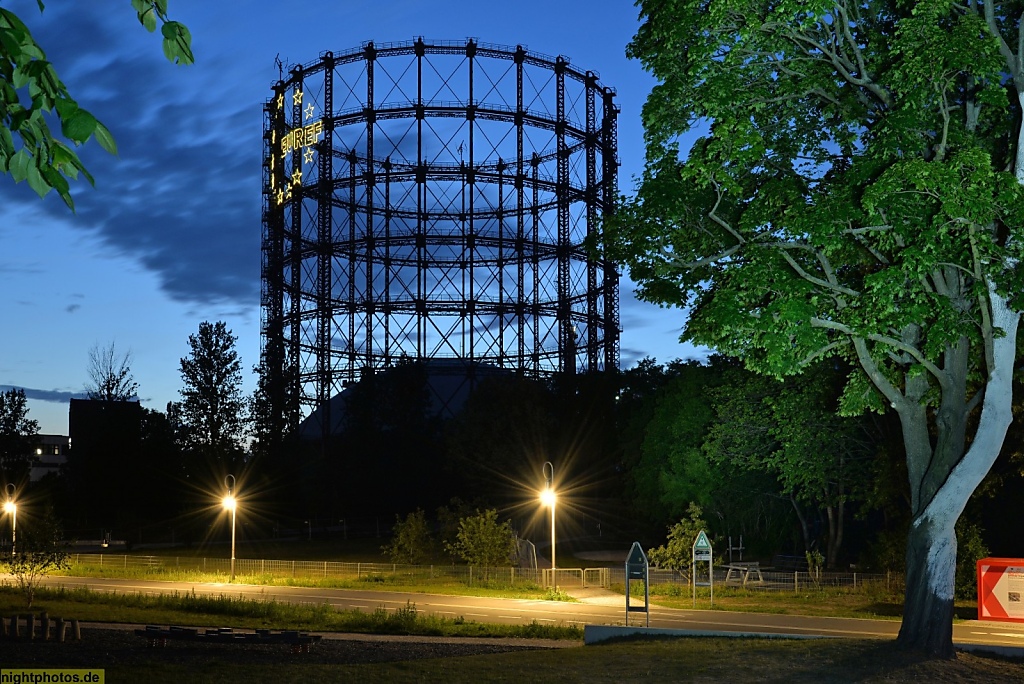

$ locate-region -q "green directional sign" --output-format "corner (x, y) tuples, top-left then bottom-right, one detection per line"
(693, 530), (711, 551)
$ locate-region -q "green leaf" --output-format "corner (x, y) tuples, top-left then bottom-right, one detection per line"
(9, 149), (31, 182)
(26, 158), (50, 198)
(93, 120), (117, 155)
(61, 108), (98, 143)
(161, 21), (194, 65)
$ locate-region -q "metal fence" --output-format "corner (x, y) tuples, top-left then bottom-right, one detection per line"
(66, 554), (896, 593)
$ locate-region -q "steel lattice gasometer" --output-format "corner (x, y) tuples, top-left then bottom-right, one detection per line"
(261, 38), (620, 433)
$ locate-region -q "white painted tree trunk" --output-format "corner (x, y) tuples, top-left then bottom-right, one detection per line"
(897, 288), (1020, 656)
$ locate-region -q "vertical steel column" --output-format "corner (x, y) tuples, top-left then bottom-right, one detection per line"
(466, 39), (477, 361)
(318, 56), (335, 440)
(585, 73), (599, 372)
(383, 157), (392, 367)
(602, 87), (620, 371)
(362, 42), (374, 368)
(531, 153), (540, 373)
(262, 86), (288, 435)
(365, 44), (376, 370)
(497, 158), (505, 365)
(555, 57), (572, 376)
(515, 46), (526, 369)
(289, 72), (304, 410)
(347, 148), (357, 375)
(415, 39), (426, 361)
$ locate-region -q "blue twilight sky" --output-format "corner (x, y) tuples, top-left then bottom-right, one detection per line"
(0, 0), (706, 436)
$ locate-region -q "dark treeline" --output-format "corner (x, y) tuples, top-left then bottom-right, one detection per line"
(2, 352), (1023, 587)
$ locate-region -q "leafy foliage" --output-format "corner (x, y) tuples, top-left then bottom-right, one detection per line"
(382, 509), (435, 565)
(647, 503), (711, 576)
(2, 509), (69, 608)
(610, 0), (1024, 654)
(444, 509), (519, 568)
(0, 2), (193, 209)
(0, 388), (38, 483)
(177, 321), (247, 474)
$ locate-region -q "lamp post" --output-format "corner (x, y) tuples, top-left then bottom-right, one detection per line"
(3, 484), (15, 557)
(222, 475), (237, 582)
(540, 461), (556, 581)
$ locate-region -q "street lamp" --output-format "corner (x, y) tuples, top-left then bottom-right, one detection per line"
(540, 461), (556, 579)
(3, 484), (15, 557)
(222, 474), (237, 582)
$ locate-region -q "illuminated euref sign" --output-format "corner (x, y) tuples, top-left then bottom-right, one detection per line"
(269, 88), (324, 206)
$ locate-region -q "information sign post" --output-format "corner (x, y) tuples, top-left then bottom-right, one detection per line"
(692, 529), (713, 608)
(625, 542), (650, 627)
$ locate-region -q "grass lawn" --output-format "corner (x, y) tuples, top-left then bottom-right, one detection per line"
(99, 637), (1024, 683)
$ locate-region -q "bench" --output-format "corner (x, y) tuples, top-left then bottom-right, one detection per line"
(135, 626), (322, 654)
(724, 562), (764, 586)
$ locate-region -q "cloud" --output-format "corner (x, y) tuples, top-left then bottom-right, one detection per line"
(0, 4), (262, 309)
(0, 386), (88, 404)
(65, 304), (81, 314)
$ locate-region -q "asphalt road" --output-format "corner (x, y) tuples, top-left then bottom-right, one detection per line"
(36, 575), (1024, 651)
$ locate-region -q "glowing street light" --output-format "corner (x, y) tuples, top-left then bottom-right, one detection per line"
(222, 474), (237, 582)
(3, 484), (15, 557)
(540, 461), (556, 578)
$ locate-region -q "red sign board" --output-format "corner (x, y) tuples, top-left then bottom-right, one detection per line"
(977, 558), (1024, 623)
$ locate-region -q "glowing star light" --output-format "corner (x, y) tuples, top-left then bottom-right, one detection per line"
(293, 89), (304, 106)
(303, 147), (315, 165)
(292, 168), (303, 186)
(275, 188), (284, 205)
(276, 93), (284, 109)
(304, 102), (315, 120)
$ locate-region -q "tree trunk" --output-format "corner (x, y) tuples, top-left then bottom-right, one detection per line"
(789, 494), (811, 553)
(897, 514), (956, 658)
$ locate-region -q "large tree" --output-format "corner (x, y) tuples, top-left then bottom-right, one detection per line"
(177, 321), (247, 476)
(609, 0), (1024, 656)
(0, 2), (192, 209)
(0, 388), (38, 484)
(704, 362), (877, 568)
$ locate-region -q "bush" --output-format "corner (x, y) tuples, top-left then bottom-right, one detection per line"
(444, 509), (518, 568)
(647, 502), (710, 576)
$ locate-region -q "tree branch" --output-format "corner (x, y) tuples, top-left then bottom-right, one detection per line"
(811, 318), (947, 384)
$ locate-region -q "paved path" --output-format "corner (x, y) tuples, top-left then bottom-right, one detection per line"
(32, 575), (1024, 653)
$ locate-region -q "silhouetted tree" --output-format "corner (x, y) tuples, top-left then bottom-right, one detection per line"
(0, 388), (38, 485)
(85, 341), (139, 401)
(178, 321), (247, 478)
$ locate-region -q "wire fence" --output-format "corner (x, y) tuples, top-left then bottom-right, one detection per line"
(66, 554), (900, 594)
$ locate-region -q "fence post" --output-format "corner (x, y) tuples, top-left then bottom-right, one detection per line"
(794, 571), (799, 593)
(292, 560), (296, 578)
(469, 566), (473, 586)
(357, 562), (361, 578)
(853, 573), (856, 589)
(324, 561), (327, 578)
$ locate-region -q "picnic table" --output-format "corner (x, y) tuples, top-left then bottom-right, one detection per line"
(724, 561), (764, 586)
(135, 626), (322, 654)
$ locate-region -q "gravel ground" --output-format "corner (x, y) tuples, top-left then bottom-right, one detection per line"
(0, 623), (576, 668)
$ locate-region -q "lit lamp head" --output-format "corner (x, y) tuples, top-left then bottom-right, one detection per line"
(222, 495), (237, 512)
(2, 500), (14, 514)
(540, 488), (556, 508)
